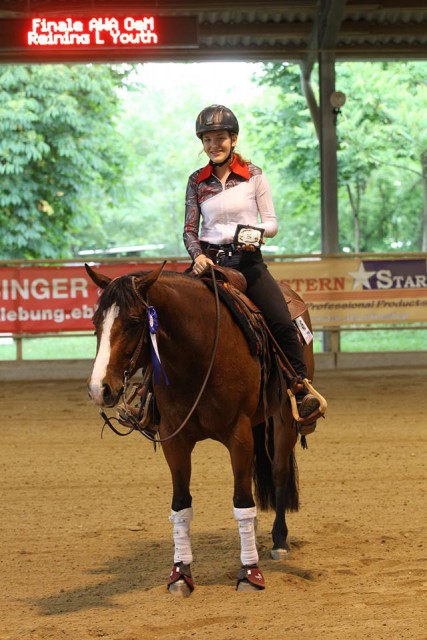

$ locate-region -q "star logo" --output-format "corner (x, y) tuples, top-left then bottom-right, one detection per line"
(348, 263), (376, 290)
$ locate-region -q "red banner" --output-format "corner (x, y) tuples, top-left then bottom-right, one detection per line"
(1, 257), (426, 334)
(0, 262), (188, 334)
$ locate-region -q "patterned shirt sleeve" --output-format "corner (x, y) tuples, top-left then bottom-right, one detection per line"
(254, 172), (278, 238)
(183, 171), (203, 261)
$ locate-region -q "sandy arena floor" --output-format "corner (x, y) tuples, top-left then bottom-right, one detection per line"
(0, 368), (426, 640)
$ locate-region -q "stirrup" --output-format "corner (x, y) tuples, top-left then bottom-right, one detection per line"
(287, 378), (327, 426)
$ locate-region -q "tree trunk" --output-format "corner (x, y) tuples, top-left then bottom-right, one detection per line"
(346, 183), (361, 252)
(421, 151), (427, 251)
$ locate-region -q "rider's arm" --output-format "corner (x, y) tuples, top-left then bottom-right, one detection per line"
(184, 172), (213, 274)
(254, 173), (278, 238)
(183, 172), (204, 261)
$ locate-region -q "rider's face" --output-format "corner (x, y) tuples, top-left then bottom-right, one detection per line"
(202, 130), (237, 164)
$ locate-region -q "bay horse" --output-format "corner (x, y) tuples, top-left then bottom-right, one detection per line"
(86, 262), (323, 595)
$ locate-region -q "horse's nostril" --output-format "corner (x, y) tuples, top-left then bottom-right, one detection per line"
(102, 383), (112, 401)
(102, 383), (120, 407)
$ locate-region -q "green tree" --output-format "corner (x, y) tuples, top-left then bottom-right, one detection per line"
(82, 66), (276, 258)
(255, 61), (427, 253)
(249, 64), (321, 253)
(0, 64), (130, 259)
(337, 61), (427, 252)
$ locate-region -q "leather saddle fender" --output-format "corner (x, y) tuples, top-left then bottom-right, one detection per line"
(205, 265), (308, 321)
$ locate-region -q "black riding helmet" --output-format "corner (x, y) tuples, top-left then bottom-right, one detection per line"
(195, 105), (239, 139)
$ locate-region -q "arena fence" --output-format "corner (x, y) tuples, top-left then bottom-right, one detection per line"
(1, 253), (426, 365)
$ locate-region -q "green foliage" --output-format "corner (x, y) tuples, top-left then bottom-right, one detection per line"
(74, 64), (277, 258)
(336, 61), (427, 251)
(254, 61), (427, 253)
(2, 61), (426, 258)
(245, 64), (321, 253)
(0, 64), (131, 258)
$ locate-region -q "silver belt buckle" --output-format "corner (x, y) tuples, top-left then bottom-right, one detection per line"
(234, 224), (264, 248)
(215, 249), (225, 264)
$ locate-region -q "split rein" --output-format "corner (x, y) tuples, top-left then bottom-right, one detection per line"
(99, 265), (221, 445)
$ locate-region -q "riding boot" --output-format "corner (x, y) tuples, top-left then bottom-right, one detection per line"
(296, 393), (320, 435)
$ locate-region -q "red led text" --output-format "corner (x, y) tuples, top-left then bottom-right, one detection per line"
(27, 16), (159, 47)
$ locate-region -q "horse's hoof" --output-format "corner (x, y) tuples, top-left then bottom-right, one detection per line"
(236, 565), (265, 591)
(167, 562), (194, 597)
(168, 578), (192, 597)
(271, 547), (291, 560)
(237, 579), (262, 592)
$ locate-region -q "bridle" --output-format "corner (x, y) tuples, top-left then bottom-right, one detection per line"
(99, 265), (221, 444)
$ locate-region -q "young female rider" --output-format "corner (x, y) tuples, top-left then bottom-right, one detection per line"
(174, 104), (324, 582)
(183, 104), (320, 427)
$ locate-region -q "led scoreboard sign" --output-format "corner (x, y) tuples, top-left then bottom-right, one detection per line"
(0, 15), (198, 58)
(29, 17), (161, 47)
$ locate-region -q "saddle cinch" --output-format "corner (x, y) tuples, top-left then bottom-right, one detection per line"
(115, 265), (326, 440)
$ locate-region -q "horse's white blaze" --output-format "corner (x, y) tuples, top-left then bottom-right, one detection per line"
(89, 304), (119, 404)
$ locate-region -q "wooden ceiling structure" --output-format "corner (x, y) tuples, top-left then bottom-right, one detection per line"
(0, 0), (426, 64)
(0, 1), (426, 254)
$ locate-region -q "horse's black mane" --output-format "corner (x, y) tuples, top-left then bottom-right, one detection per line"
(93, 275), (136, 323)
(92, 269), (186, 323)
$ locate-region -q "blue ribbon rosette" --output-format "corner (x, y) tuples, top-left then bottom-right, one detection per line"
(147, 306), (169, 385)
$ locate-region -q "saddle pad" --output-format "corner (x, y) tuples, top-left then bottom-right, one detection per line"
(200, 275), (308, 357)
(200, 280), (261, 356)
(217, 280), (308, 323)
(201, 267), (307, 321)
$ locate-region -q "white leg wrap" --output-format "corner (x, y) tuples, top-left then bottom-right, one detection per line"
(233, 506), (259, 566)
(169, 507), (193, 565)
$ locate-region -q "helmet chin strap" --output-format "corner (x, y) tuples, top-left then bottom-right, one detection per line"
(210, 146), (235, 168)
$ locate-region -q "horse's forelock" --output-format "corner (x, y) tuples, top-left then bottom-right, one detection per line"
(93, 275), (139, 323)
(93, 270), (186, 325)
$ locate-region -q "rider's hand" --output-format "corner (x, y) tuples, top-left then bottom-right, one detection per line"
(193, 254), (214, 276)
(239, 243), (257, 252)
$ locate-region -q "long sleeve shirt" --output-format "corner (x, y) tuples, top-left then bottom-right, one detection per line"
(183, 156), (278, 260)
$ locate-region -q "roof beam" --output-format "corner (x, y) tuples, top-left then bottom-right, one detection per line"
(199, 18), (427, 39)
(302, 0), (348, 78)
(1, 43), (426, 65)
(340, 20), (427, 37)
(346, 0), (427, 10)
(0, 1), (317, 15)
(199, 21), (312, 39)
(319, 0), (349, 48)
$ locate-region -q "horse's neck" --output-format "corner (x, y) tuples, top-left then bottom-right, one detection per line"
(147, 277), (212, 378)
(148, 277), (203, 334)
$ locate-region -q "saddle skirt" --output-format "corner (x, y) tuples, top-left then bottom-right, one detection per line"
(204, 265), (307, 321)
(200, 265), (308, 359)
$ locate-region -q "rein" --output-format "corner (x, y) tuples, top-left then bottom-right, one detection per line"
(100, 264), (221, 444)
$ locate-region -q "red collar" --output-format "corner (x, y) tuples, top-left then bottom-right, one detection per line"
(197, 155), (250, 184)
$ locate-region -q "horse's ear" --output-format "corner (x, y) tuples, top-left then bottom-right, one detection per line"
(84, 263), (112, 289)
(134, 261), (167, 293)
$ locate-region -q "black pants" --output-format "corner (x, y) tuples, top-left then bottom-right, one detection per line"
(211, 247), (308, 379)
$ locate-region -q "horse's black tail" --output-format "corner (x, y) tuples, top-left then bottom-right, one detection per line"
(252, 419), (299, 512)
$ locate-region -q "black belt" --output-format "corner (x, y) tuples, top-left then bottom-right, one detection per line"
(201, 241), (237, 252)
